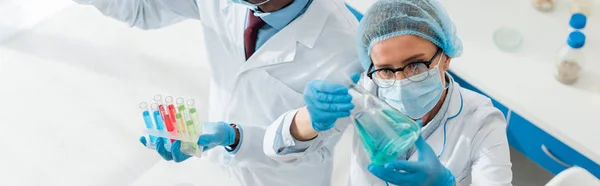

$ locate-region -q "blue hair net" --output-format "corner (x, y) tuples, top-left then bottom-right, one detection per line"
(357, 0), (463, 70)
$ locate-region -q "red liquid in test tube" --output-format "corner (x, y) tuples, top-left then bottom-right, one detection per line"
(159, 105), (175, 132)
(155, 95), (176, 142)
(165, 96), (178, 126)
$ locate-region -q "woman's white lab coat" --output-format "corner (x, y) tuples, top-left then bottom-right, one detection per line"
(75, 0), (361, 185)
(263, 74), (514, 186)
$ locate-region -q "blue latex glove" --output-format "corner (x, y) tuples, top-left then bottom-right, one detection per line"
(139, 121), (237, 163)
(140, 137), (191, 163)
(304, 73), (361, 131)
(367, 136), (456, 186)
(196, 121), (237, 151)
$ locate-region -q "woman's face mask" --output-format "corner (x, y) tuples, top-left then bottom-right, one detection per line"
(377, 60), (445, 119)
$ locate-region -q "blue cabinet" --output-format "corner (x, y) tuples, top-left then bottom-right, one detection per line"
(508, 112), (600, 178)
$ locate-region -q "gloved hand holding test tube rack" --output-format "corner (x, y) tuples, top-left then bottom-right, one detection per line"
(139, 94), (204, 156)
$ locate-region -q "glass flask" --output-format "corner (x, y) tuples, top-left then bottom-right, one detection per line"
(322, 62), (421, 165)
(556, 31), (586, 85)
(347, 84), (421, 165)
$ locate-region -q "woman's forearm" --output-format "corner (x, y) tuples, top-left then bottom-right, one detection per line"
(290, 107), (319, 141)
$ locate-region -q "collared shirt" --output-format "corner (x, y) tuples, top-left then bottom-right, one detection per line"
(246, 0), (312, 51)
(232, 0), (312, 154)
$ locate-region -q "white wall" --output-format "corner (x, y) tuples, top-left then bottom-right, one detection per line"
(0, 0), (73, 42)
(0, 1), (215, 185)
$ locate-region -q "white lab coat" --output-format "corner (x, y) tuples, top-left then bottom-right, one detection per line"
(75, 0), (360, 185)
(263, 74), (514, 186)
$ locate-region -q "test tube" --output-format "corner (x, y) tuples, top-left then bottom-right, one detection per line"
(187, 99), (202, 139)
(155, 94), (177, 138)
(187, 99), (203, 152)
(176, 97), (186, 110)
(176, 113), (192, 151)
(177, 97), (195, 133)
(177, 97), (199, 152)
(152, 102), (172, 148)
(140, 102), (157, 145)
(187, 99), (201, 128)
(165, 96), (178, 128)
(151, 103), (165, 131)
(175, 113), (187, 134)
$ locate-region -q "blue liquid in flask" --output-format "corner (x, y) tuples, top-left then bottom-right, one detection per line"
(322, 67), (421, 166)
(353, 108), (420, 165)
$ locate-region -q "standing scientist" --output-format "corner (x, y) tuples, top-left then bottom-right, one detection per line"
(73, 0), (361, 185)
(263, 0), (513, 185)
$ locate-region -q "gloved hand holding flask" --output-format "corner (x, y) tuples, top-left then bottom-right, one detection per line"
(297, 69), (423, 168)
(368, 135), (456, 186)
(303, 74), (361, 131)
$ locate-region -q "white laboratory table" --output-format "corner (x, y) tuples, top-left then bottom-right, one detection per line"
(347, 0), (600, 179)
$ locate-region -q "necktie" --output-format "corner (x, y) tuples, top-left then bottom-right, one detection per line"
(244, 10), (266, 60)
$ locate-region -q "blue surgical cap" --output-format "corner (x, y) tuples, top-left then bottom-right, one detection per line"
(357, 0), (463, 70)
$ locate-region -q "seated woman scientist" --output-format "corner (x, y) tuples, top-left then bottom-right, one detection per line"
(262, 0), (513, 185)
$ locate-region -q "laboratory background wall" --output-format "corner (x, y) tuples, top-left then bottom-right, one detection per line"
(2, 0), (600, 185)
(1, 0), (214, 185)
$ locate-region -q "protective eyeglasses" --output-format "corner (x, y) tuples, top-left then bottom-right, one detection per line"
(366, 48), (442, 88)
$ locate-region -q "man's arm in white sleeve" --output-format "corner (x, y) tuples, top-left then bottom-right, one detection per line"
(219, 108), (349, 168)
(72, 0), (200, 29)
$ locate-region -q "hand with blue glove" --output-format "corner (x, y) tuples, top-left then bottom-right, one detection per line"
(196, 121), (238, 151)
(368, 136), (456, 186)
(140, 121), (238, 163)
(303, 73), (361, 131)
(140, 137), (191, 162)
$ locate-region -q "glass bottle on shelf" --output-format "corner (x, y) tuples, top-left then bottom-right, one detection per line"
(556, 31), (586, 85)
(569, 13), (587, 31)
(572, 0), (593, 16)
(533, 0), (555, 12)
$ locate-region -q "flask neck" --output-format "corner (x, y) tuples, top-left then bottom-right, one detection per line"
(348, 84), (369, 114)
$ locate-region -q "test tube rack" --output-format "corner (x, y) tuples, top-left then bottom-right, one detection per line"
(139, 94), (204, 156)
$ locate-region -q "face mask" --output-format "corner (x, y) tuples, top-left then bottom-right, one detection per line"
(377, 65), (445, 119)
(230, 0), (272, 10)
